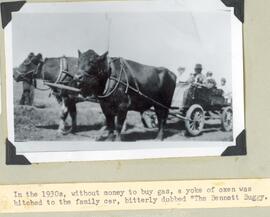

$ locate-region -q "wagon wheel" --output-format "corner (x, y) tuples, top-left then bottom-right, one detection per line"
(221, 106), (233, 132)
(185, 104), (205, 136)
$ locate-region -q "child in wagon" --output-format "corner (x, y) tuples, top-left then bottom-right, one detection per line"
(204, 71), (217, 89)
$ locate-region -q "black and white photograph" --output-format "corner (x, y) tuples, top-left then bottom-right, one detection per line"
(4, 0), (245, 162)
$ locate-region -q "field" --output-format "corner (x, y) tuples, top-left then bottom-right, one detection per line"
(13, 81), (233, 142)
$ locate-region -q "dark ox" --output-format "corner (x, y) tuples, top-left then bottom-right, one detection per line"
(14, 52), (79, 134)
(75, 50), (176, 141)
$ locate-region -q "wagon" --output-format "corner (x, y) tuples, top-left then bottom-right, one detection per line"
(45, 80), (233, 137)
(143, 82), (233, 136)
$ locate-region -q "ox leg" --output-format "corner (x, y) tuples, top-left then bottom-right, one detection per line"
(115, 111), (127, 141)
(68, 99), (77, 134)
(21, 90), (31, 106)
(155, 108), (168, 141)
(25, 90), (32, 106)
(96, 113), (115, 141)
(121, 119), (128, 132)
(25, 84), (35, 106)
(95, 116), (113, 141)
(104, 114), (115, 141)
(29, 85), (35, 106)
(20, 82), (33, 106)
(58, 98), (69, 135)
(19, 91), (26, 105)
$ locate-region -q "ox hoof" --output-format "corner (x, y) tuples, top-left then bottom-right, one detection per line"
(154, 135), (164, 141)
(57, 130), (65, 135)
(57, 129), (70, 136)
(70, 128), (77, 134)
(154, 138), (164, 141)
(105, 134), (116, 142)
(115, 135), (122, 142)
(95, 133), (109, 141)
(95, 136), (105, 141)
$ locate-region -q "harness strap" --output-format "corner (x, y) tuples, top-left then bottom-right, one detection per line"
(108, 76), (172, 111)
(120, 58), (140, 93)
(123, 64), (129, 94)
(102, 74), (111, 95)
(55, 57), (67, 84)
(93, 57), (175, 111)
(98, 59), (123, 99)
(60, 56), (68, 81)
(100, 57), (113, 96)
(61, 70), (74, 79)
(98, 58), (117, 97)
(15, 69), (33, 76)
(37, 57), (68, 92)
(97, 57), (142, 99)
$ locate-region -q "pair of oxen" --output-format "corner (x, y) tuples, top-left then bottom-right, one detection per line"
(14, 50), (176, 141)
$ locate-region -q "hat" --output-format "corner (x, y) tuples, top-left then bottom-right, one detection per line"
(195, 64), (202, 70)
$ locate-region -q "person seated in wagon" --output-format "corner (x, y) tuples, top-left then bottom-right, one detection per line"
(191, 63), (206, 84)
(204, 71), (217, 89)
(180, 63), (204, 84)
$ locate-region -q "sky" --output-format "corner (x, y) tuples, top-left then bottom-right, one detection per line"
(12, 7), (232, 88)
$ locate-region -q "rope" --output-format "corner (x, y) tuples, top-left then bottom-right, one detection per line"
(123, 64), (129, 94)
(96, 58), (173, 111)
(15, 69), (35, 77)
(120, 58), (140, 92)
(62, 70), (74, 79)
(109, 76), (172, 111)
(97, 61), (123, 99)
(97, 57), (136, 98)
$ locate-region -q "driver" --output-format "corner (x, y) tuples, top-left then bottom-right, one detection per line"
(193, 63), (205, 84)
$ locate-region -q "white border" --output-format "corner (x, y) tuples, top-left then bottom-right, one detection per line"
(4, 1), (244, 163)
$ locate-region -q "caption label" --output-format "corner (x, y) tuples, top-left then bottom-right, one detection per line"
(0, 179), (269, 213)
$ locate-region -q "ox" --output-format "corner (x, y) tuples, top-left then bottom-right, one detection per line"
(75, 49), (176, 141)
(14, 52), (79, 134)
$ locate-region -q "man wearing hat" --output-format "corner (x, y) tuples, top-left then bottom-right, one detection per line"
(193, 63), (205, 84)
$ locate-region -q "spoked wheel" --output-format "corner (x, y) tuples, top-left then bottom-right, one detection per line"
(221, 106), (233, 132)
(185, 104), (205, 136)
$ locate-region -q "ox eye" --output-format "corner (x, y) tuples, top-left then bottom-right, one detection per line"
(23, 61), (30, 66)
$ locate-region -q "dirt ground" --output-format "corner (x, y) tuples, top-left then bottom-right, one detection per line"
(13, 81), (233, 142)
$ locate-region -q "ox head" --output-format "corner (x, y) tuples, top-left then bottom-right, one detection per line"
(14, 52), (43, 82)
(75, 49), (109, 96)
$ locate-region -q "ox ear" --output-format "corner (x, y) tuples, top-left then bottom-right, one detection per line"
(99, 51), (109, 62)
(36, 53), (42, 59)
(32, 53), (42, 64)
(78, 50), (82, 57)
(28, 52), (35, 59)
